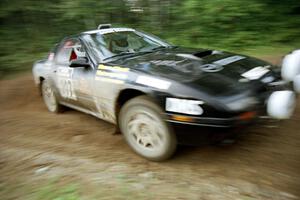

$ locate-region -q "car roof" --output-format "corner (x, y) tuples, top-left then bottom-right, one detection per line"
(81, 27), (135, 35)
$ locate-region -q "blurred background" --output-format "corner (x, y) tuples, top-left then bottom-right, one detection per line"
(0, 0), (300, 76)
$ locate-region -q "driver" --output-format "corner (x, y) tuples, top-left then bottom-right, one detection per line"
(110, 33), (129, 53)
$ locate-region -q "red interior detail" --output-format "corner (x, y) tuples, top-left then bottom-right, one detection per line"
(70, 50), (77, 61)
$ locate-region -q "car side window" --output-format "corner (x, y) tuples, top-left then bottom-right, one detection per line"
(55, 39), (86, 65)
(55, 39), (74, 65)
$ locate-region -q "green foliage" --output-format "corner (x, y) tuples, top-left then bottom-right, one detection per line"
(0, 0), (299, 76)
(0, 179), (82, 200)
(35, 182), (80, 200)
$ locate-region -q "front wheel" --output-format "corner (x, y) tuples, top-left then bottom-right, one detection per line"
(41, 80), (63, 113)
(119, 95), (177, 161)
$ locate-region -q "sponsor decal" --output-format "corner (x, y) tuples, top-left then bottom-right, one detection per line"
(136, 76), (171, 90)
(98, 64), (129, 72)
(150, 60), (186, 67)
(200, 64), (223, 72)
(96, 64), (129, 83)
(241, 66), (270, 80)
(213, 55), (245, 66)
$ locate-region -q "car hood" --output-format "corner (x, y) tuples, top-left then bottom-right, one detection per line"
(111, 47), (279, 97)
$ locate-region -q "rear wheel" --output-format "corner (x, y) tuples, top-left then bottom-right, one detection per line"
(119, 95), (177, 161)
(41, 80), (63, 113)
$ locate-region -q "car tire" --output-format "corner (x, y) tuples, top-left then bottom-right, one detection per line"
(41, 80), (63, 113)
(119, 95), (177, 161)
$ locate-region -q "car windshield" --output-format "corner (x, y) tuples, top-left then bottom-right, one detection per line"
(82, 30), (171, 61)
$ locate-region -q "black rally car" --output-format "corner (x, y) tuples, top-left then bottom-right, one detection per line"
(33, 24), (300, 161)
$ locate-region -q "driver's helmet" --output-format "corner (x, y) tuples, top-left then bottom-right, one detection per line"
(111, 33), (129, 53)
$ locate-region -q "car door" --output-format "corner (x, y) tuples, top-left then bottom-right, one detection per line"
(53, 38), (96, 111)
(70, 39), (98, 111)
(53, 38), (78, 106)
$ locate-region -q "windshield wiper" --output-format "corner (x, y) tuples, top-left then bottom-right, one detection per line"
(103, 52), (136, 61)
(103, 50), (156, 61)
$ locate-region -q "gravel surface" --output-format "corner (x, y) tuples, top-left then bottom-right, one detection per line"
(0, 70), (299, 199)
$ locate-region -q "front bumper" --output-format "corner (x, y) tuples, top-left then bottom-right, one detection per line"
(165, 111), (257, 128)
(165, 111), (263, 145)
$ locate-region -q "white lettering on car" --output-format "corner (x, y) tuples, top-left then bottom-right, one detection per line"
(57, 67), (77, 100)
(213, 55), (245, 66)
(136, 76), (171, 90)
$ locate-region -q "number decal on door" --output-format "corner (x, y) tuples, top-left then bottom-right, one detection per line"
(57, 67), (77, 100)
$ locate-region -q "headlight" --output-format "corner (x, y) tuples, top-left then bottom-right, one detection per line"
(166, 98), (204, 115)
(226, 97), (258, 111)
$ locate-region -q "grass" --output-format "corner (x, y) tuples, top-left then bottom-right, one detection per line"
(34, 181), (80, 200)
(0, 179), (82, 200)
(0, 175), (155, 200)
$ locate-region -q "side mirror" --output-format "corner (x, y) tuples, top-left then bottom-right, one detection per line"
(69, 58), (90, 68)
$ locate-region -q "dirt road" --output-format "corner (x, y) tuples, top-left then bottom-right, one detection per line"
(0, 72), (300, 199)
